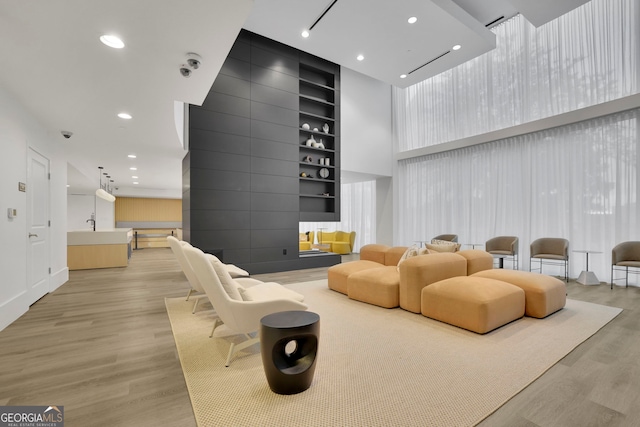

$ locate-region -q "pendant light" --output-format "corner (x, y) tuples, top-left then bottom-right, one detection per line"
(96, 166), (116, 202)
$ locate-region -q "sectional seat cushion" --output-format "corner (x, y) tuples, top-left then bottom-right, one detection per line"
(328, 260), (384, 295)
(471, 269), (566, 318)
(421, 276), (525, 334)
(347, 266), (400, 308)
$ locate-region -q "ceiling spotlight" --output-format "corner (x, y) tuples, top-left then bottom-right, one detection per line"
(100, 35), (124, 49)
(130, 167), (137, 170)
(301, 30), (310, 38)
(400, 74), (407, 79)
(117, 112), (132, 119)
(452, 44), (461, 50)
(133, 182), (139, 185)
(127, 154), (136, 158)
(408, 17), (417, 24)
(357, 54), (364, 61)
(131, 176), (138, 179)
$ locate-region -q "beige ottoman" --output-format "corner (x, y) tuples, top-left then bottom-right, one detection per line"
(421, 276), (525, 334)
(347, 266), (400, 308)
(472, 269), (566, 318)
(327, 260), (382, 295)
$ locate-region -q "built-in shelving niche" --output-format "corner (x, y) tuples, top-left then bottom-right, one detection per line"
(298, 58), (340, 222)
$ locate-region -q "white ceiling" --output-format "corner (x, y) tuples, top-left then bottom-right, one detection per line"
(0, 0), (590, 198)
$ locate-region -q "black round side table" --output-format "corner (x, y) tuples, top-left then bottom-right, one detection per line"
(260, 310), (320, 395)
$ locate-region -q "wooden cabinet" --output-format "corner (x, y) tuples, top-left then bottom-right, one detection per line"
(298, 58), (340, 221)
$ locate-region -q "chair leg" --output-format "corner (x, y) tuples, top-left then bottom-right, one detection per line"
(192, 298), (200, 314)
(626, 267), (629, 288)
(225, 336), (259, 367)
(210, 318), (221, 338)
(186, 288), (194, 301)
(611, 265), (614, 289)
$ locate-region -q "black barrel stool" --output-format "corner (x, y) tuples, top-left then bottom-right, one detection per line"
(260, 310), (320, 395)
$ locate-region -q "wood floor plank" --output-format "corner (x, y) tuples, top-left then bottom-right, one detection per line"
(0, 249), (639, 426)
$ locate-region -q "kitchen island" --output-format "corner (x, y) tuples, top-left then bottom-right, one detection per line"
(67, 228), (133, 270)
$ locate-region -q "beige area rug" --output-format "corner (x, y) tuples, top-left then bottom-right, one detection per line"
(165, 280), (622, 427)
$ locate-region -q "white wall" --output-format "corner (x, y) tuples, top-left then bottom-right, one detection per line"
(0, 85), (68, 331)
(341, 67), (393, 177)
(341, 67), (394, 245)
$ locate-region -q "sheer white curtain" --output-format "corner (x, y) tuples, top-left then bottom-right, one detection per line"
(394, 0), (638, 151)
(397, 108), (639, 283)
(300, 180), (376, 252)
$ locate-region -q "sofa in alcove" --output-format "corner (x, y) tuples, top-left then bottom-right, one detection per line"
(317, 231), (356, 254)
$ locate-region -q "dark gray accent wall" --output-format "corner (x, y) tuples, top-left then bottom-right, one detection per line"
(183, 30), (340, 273)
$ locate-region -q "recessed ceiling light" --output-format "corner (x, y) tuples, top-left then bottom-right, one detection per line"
(66, 184), (70, 188)
(127, 154), (136, 158)
(117, 112), (132, 119)
(301, 30), (310, 38)
(100, 35), (124, 49)
(133, 182), (139, 185)
(408, 17), (417, 24)
(453, 44), (461, 50)
(400, 74), (407, 79)
(357, 54), (364, 61)
(131, 176), (138, 179)
(130, 167), (137, 170)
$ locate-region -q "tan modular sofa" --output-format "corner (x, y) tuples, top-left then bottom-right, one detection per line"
(328, 244), (494, 312)
(328, 243), (566, 334)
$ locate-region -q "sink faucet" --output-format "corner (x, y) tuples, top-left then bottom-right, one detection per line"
(87, 213), (96, 231)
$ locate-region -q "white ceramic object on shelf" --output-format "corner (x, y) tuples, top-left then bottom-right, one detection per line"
(323, 123), (330, 133)
(306, 135), (316, 147)
(313, 127), (319, 132)
(319, 168), (329, 179)
(302, 123), (310, 130)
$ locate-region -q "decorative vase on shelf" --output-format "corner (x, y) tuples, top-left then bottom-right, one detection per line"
(306, 135), (316, 147)
(302, 123), (310, 130)
(323, 123), (329, 134)
(317, 139), (325, 149)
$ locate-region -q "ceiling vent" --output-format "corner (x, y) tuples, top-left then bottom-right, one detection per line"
(408, 51), (451, 75)
(309, 0), (339, 31)
(485, 16), (505, 28)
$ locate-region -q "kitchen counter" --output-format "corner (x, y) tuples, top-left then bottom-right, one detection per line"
(67, 228), (133, 270)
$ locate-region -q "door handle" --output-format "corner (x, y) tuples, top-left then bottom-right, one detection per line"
(29, 233), (38, 238)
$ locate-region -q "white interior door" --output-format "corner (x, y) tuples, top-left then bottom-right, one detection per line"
(27, 148), (50, 302)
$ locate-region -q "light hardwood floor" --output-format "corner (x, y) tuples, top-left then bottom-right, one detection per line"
(0, 248), (638, 426)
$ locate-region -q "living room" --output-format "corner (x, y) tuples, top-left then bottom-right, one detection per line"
(0, 0), (639, 425)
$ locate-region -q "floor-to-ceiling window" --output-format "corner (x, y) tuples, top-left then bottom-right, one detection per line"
(393, 0), (640, 283)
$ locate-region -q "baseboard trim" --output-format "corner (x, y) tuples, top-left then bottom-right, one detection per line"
(50, 267), (69, 292)
(0, 291), (29, 332)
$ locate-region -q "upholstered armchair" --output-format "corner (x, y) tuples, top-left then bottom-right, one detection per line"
(485, 236), (519, 269)
(183, 245), (307, 366)
(611, 241), (640, 289)
(168, 236), (208, 313)
(433, 234), (458, 243)
(530, 238), (569, 282)
(299, 231), (315, 251)
(317, 230), (356, 254)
